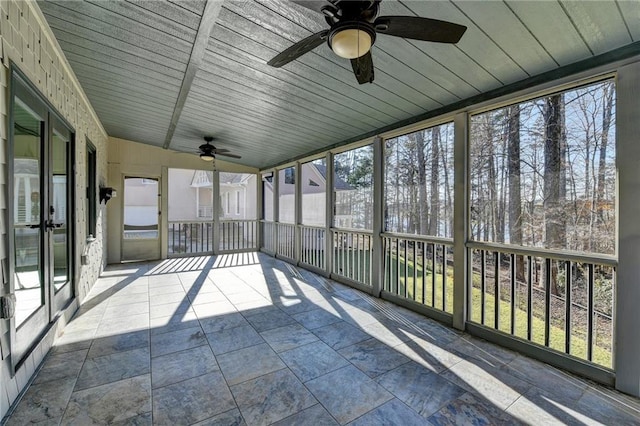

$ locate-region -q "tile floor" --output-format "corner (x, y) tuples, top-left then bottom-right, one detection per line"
(4, 253), (640, 425)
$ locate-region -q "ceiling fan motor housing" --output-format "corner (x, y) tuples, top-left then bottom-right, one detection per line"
(328, 21), (377, 59)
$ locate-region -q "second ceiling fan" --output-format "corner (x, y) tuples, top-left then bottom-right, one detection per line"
(267, 0), (467, 84)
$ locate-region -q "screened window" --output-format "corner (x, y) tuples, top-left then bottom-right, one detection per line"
(334, 145), (373, 230)
(262, 173), (274, 221)
(469, 80), (616, 255)
(302, 158), (326, 226)
(385, 122), (454, 237)
(278, 167), (295, 223)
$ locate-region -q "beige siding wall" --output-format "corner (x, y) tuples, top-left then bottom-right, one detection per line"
(0, 1), (109, 419)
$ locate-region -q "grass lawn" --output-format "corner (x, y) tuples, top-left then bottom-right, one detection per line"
(385, 254), (612, 368)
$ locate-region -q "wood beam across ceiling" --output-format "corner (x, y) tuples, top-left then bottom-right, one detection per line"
(163, 0), (222, 149)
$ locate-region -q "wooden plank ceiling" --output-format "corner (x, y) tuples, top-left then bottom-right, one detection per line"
(38, 0), (639, 169)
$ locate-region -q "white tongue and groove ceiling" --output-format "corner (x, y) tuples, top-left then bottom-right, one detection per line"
(38, 0), (640, 169)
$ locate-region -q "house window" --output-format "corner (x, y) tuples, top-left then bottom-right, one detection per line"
(285, 168), (295, 184)
(236, 190), (240, 215)
(86, 141), (97, 238)
(308, 179), (319, 187)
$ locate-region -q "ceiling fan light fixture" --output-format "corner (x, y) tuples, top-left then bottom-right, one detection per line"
(200, 152), (215, 161)
(330, 27), (373, 59)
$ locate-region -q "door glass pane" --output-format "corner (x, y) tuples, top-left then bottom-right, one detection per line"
(52, 130), (69, 291)
(13, 100), (43, 326)
(124, 177), (158, 239)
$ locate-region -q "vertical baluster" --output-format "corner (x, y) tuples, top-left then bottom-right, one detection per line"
(190, 223), (194, 253)
(587, 263), (594, 362)
(395, 238), (400, 295)
(544, 258), (552, 347)
(527, 256), (533, 341)
(421, 242), (426, 305)
(510, 253), (516, 335)
(442, 245), (447, 311)
(494, 251), (500, 330)
(367, 235), (372, 284)
(431, 243), (436, 308)
(403, 239), (408, 298)
(565, 260), (572, 355)
(171, 223), (175, 254)
(412, 241), (417, 301)
(480, 250), (486, 325)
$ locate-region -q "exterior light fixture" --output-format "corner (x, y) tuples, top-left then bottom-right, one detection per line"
(200, 153), (214, 161)
(329, 24), (375, 59)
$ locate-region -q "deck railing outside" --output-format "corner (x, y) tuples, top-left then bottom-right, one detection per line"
(383, 233), (454, 314)
(467, 242), (616, 369)
(219, 220), (258, 252)
(168, 221), (214, 255)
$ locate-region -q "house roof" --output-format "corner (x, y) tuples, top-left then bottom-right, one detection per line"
(38, 1), (640, 169)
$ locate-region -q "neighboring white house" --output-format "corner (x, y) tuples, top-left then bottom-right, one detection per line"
(167, 168), (257, 222)
(263, 162), (354, 227)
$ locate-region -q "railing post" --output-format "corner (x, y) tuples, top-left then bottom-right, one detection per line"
(295, 161), (302, 265)
(273, 168), (280, 257)
(325, 151), (334, 278)
(256, 173), (262, 250)
(615, 61), (640, 397)
(452, 112), (469, 331)
(371, 136), (384, 297)
(212, 170), (220, 255)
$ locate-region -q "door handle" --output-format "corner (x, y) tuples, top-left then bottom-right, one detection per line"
(45, 221), (63, 230)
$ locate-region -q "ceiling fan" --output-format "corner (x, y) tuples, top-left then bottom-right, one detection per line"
(196, 136), (241, 161)
(267, 0), (467, 84)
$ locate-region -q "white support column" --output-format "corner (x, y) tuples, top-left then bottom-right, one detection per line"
(212, 170), (220, 255)
(615, 61), (640, 397)
(325, 152), (334, 277)
(273, 168), (280, 256)
(256, 173), (262, 250)
(453, 112), (469, 331)
(371, 136), (384, 297)
(160, 166), (169, 259)
(295, 162), (302, 264)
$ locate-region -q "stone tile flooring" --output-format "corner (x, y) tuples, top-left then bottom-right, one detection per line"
(4, 253), (640, 425)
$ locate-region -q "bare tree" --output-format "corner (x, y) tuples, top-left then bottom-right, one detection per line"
(429, 127), (440, 235)
(507, 105), (524, 280)
(543, 94), (566, 294)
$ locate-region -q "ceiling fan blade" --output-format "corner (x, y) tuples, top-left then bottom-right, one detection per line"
(212, 148), (231, 153)
(374, 16), (467, 43)
(267, 30), (329, 68)
(216, 152), (242, 159)
(351, 51), (374, 84)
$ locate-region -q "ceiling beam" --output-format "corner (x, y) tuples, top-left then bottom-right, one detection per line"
(163, 1), (223, 149)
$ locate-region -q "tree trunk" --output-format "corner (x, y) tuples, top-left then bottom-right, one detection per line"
(507, 105), (525, 280)
(543, 95), (566, 295)
(429, 127), (440, 235)
(597, 84), (614, 222)
(415, 132), (429, 235)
